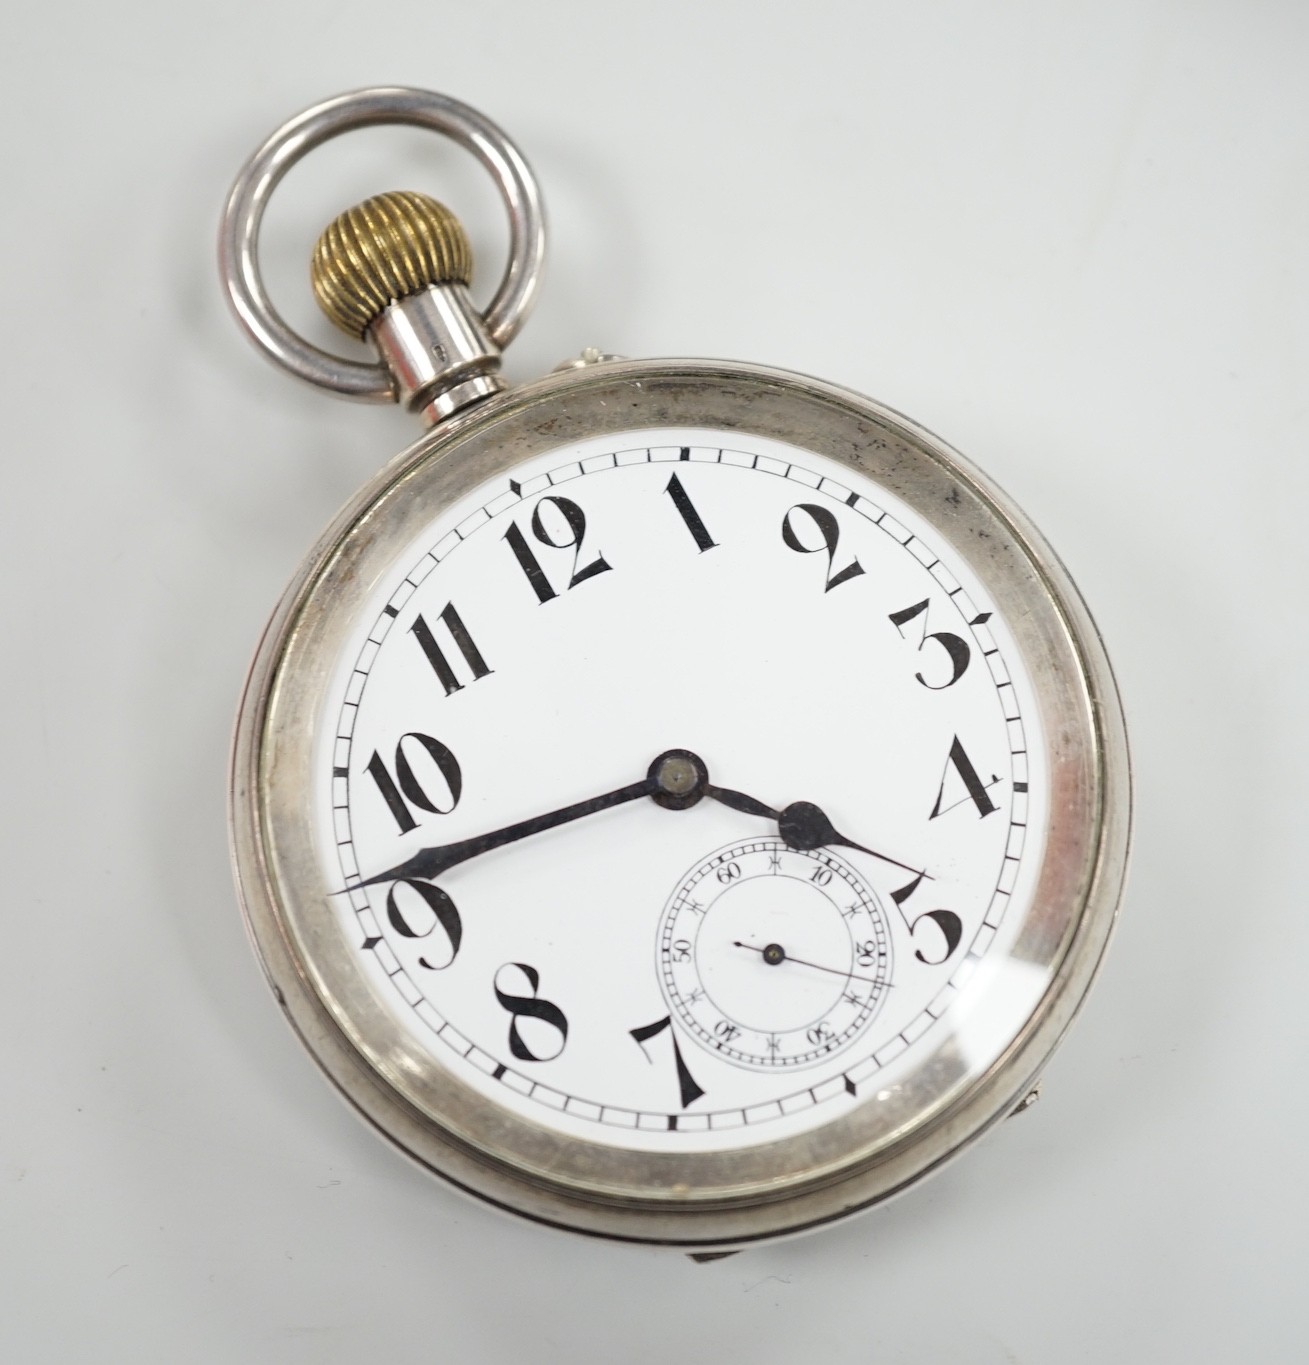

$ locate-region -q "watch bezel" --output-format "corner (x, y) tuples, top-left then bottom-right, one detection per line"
(230, 358), (1130, 1247)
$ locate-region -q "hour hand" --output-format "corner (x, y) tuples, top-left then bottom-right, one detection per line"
(706, 785), (929, 882)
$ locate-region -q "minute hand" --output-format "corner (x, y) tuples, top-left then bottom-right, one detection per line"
(356, 777), (654, 888)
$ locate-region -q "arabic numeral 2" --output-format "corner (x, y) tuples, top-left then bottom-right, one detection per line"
(782, 503), (865, 592)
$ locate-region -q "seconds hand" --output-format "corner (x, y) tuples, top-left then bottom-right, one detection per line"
(732, 940), (888, 987)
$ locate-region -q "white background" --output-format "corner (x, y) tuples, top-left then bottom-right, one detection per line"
(3, 2), (1305, 1361)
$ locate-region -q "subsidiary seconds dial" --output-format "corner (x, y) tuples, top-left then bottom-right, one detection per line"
(659, 839), (892, 1070)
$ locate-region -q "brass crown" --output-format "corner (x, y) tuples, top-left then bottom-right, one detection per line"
(310, 190), (473, 338)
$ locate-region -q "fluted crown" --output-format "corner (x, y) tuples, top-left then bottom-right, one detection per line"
(310, 190), (473, 338)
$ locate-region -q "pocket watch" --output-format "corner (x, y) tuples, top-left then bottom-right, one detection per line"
(220, 87), (1130, 1252)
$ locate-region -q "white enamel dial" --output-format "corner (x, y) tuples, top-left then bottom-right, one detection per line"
(311, 425), (1048, 1155)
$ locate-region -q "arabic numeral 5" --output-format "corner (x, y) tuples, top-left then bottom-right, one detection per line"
(909, 909), (963, 965)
